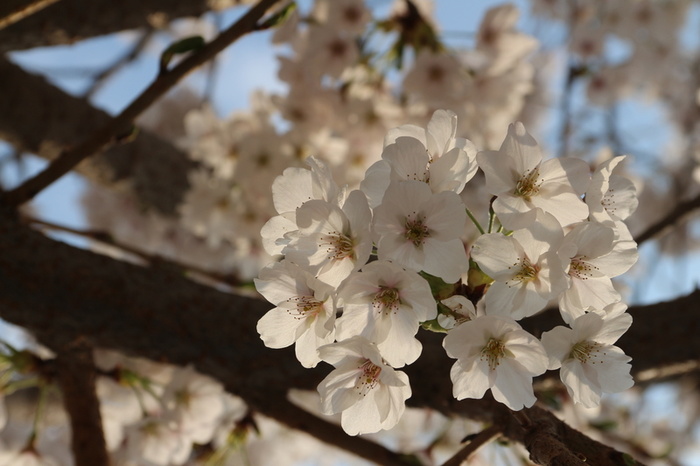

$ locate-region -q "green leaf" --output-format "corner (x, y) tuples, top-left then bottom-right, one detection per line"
(159, 36), (206, 74)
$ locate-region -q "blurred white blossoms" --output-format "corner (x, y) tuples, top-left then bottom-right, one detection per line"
(256, 111), (638, 435)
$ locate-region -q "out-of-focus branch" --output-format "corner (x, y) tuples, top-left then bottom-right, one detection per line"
(0, 0), (283, 208)
(634, 191), (700, 245)
(0, 0), (62, 32)
(0, 216), (689, 465)
(55, 340), (110, 466)
(0, 0), (214, 52)
(440, 424), (501, 466)
(0, 57), (195, 215)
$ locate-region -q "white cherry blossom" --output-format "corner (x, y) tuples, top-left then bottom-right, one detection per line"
(477, 122), (590, 230)
(317, 336), (411, 435)
(255, 261), (336, 368)
(558, 222), (638, 324)
(541, 312), (634, 408)
(336, 260), (436, 367)
(586, 155), (638, 225)
(373, 180), (469, 283)
(471, 212), (567, 319)
(443, 315), (548, 410)
(283, 189), (372, 286)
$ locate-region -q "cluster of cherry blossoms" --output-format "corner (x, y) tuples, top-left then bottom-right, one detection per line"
(255, 110), (639, 435)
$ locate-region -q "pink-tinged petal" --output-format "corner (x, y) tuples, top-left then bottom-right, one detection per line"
(505, 334), (548, 375)
(422, 238), (469, 283)
(539, 157), (590, 195)
(383, 137), (430, 183)
(378, 311), (422, 367)
(595, 347), (634, 393)
(450, 358), (490, 400)
(477, 150), (518, 195)
(426, 109), (458, 156)
(561, 360), (601, 408)
(491, 360), (537, 410)
(471, 234), (522, 280)
(360, 160), (391, 208)
(272, 167), (313, 214)
(530, 190), (588, 227)
(429, 147), (470, 193)
(593, 313), (632, 345)
(541, 326), (574, 370)
(493, 194), (538, 230)
(256, 308), (306, 349)
(385, 124), (426, 147)
(342, 392), (382, 435)
(500, 122), (542, 175)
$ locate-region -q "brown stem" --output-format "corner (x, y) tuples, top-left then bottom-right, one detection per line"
(55, 340), (110, 466)
(0, 0), (282, 208)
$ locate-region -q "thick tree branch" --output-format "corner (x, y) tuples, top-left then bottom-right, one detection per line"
(0, 218), (692, 464)
(0, 58), (194, 215)
(1, 0), (282, 208)
(440, 424), (501, 466)
(0, 0), (217, 52)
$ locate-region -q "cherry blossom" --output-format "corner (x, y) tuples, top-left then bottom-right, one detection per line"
(477, 122), (590, 230)
(255, 261), (336, 368)
(373, 180), (469, 283)
(443, 315), (548, 410)
(317, 336), (411, 435)
(336, 260), (436, 367)
(541, 312), (634, 408)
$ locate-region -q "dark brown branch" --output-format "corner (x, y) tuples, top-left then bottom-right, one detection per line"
(0, 217), (688, 465)
(0, 58), (195, 215)
(1, 0), (282, 208)
(633, 191), (700, 245)
(0, 0), (62, 31)
(55, 340), (110, 466)
(440, 424), (501, 466)
(0, 0), (215, 52)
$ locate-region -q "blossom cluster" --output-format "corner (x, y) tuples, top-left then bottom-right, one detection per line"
(256, 110), (639, 435)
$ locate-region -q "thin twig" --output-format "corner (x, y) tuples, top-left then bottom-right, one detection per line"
(440, 424), (502, 466)
(0, 0), (282, 208)
(83, 28), (155, 100)
(0, 0), (62, 32)
(634, 191), (700, 245)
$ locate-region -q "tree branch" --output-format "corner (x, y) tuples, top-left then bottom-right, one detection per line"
(0, 57), (195, 215)
(55, 340), (110, 466)
(0, 0), (62, 32)
(634, 191), (700, 245)
(440, 424), (501, 466)
(0, 0), (283, 208)
(0, 216), (690, 464)
(0, 0), (217, 52)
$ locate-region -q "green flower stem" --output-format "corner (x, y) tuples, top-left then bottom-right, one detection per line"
(465, 206), (485, 235)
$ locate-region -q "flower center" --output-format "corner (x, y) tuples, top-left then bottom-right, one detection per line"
(355, 358), (382, 396)
(569, 341), (603, 364)
(480, 337), (507, 371)
(320, 231), (355, 261)
(286, 296), (324, 320)
(404, 216), (430, 246)
(514, 168), (543, 201)
(373, 286), (400, 314)
(569, 257), (598, 280)
(507, 256), (539, 286)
